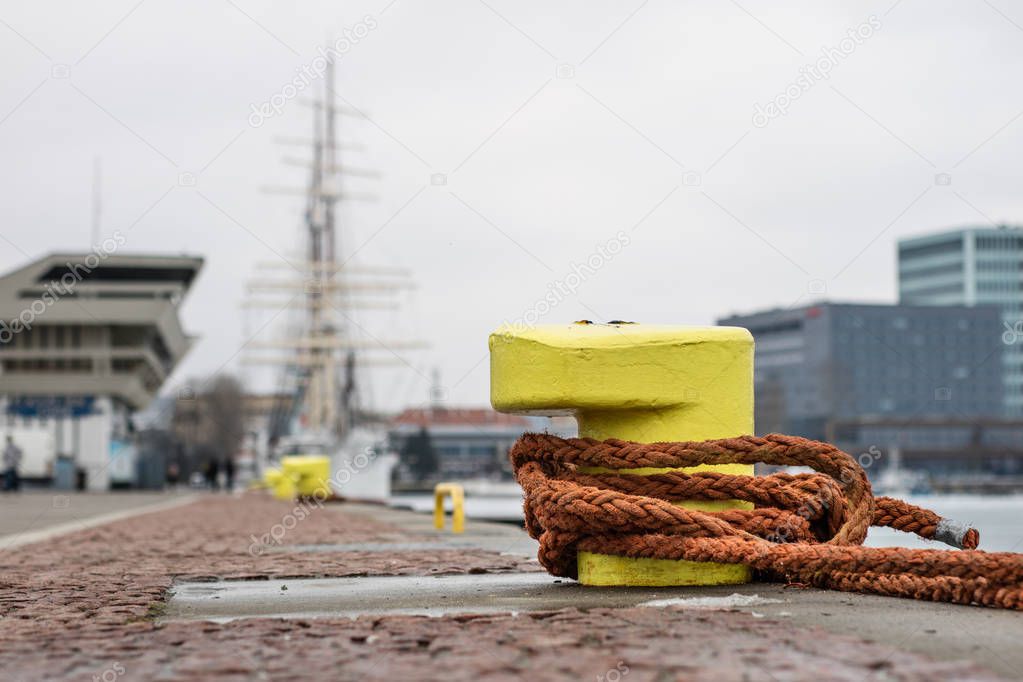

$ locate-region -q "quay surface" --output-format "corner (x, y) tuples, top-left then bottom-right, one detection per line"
(0, 493), (1018, 680)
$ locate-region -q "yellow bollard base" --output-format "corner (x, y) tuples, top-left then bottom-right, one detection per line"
(575, 465), (754, 586)
(577, 552), (752, 587)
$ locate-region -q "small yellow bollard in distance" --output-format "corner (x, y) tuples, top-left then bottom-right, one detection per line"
(281, 456), (332, 499)
(434, 482), (465, 533)
(490, 322), (755, 587)
(264, 468), (297, 501)
(261, 469), (290, 499)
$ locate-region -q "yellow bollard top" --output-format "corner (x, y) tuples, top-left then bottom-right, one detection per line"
(490, 322), (753, 442)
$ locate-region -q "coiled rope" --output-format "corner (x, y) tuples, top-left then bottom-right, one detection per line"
(511, 432), (1023, 610)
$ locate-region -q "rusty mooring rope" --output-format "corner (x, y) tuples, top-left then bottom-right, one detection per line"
(512, 432), (1023, 610)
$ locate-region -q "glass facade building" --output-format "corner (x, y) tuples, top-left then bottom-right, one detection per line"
(898, 226), (1023, 415)
(718, 303), (1005, 456)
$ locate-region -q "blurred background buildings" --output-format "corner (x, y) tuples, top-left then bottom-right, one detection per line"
(898, 225), (1023, 416)
(717, 224), (1023, 492)
(1, 224), (1020, 493)
(0, 252), (202, 490)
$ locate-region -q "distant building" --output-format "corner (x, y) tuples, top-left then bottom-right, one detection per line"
(718, 303), (1023, 479)
(0, 252), (202, 489)
(389, 407), (531, 481)
(898, 225), (1023, 415)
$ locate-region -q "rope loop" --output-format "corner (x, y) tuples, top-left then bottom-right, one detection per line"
(511, 433), (1021, 609)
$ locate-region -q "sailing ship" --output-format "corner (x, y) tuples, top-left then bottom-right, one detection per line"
(242, 54), (424, 501)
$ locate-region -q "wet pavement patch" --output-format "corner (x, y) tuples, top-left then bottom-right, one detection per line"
(261, 541), (484, 553)
(164, 573), (789, 622)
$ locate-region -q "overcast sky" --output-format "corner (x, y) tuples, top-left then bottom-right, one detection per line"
(1, 0), (1022, 412)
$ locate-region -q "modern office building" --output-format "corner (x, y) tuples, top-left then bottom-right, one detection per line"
(898, 225), (1023, 415)
(718, 303), (1020, 480)
(0, 252), (203, 489)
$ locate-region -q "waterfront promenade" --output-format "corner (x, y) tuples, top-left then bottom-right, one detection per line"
(0, 493), (1018, 680)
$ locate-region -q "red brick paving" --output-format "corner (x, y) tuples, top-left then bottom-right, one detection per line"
(0, 495), (533, 627)
(0, 495), (1003, 681)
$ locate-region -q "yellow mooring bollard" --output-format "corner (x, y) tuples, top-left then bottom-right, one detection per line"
(281, 456), (332, 499)
(490, 322), (754, 586)
(434, 482), (465, 533)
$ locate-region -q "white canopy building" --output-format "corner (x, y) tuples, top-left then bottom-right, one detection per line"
(0, 251), (202, 490)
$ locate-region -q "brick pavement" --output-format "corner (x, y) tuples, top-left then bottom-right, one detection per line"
(0, 495), (1003, 681)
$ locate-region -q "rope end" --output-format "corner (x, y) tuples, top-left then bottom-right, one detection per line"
(934, 518), (979, 550)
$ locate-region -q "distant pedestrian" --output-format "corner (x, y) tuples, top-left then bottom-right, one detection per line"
(3, 436), (23, 492)
(166, 462), (180, 487)
(223, 457), (235, 492)
(205, 459), (220, 491)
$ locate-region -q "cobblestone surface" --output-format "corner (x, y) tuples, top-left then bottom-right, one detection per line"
(0, 495), (1003, 681)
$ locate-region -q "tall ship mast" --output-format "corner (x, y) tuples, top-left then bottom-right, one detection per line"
(243, 54), (424, 496)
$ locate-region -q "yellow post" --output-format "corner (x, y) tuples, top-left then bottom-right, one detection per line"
(490, 322), (754, 586)
(434, 482), (465, 533)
